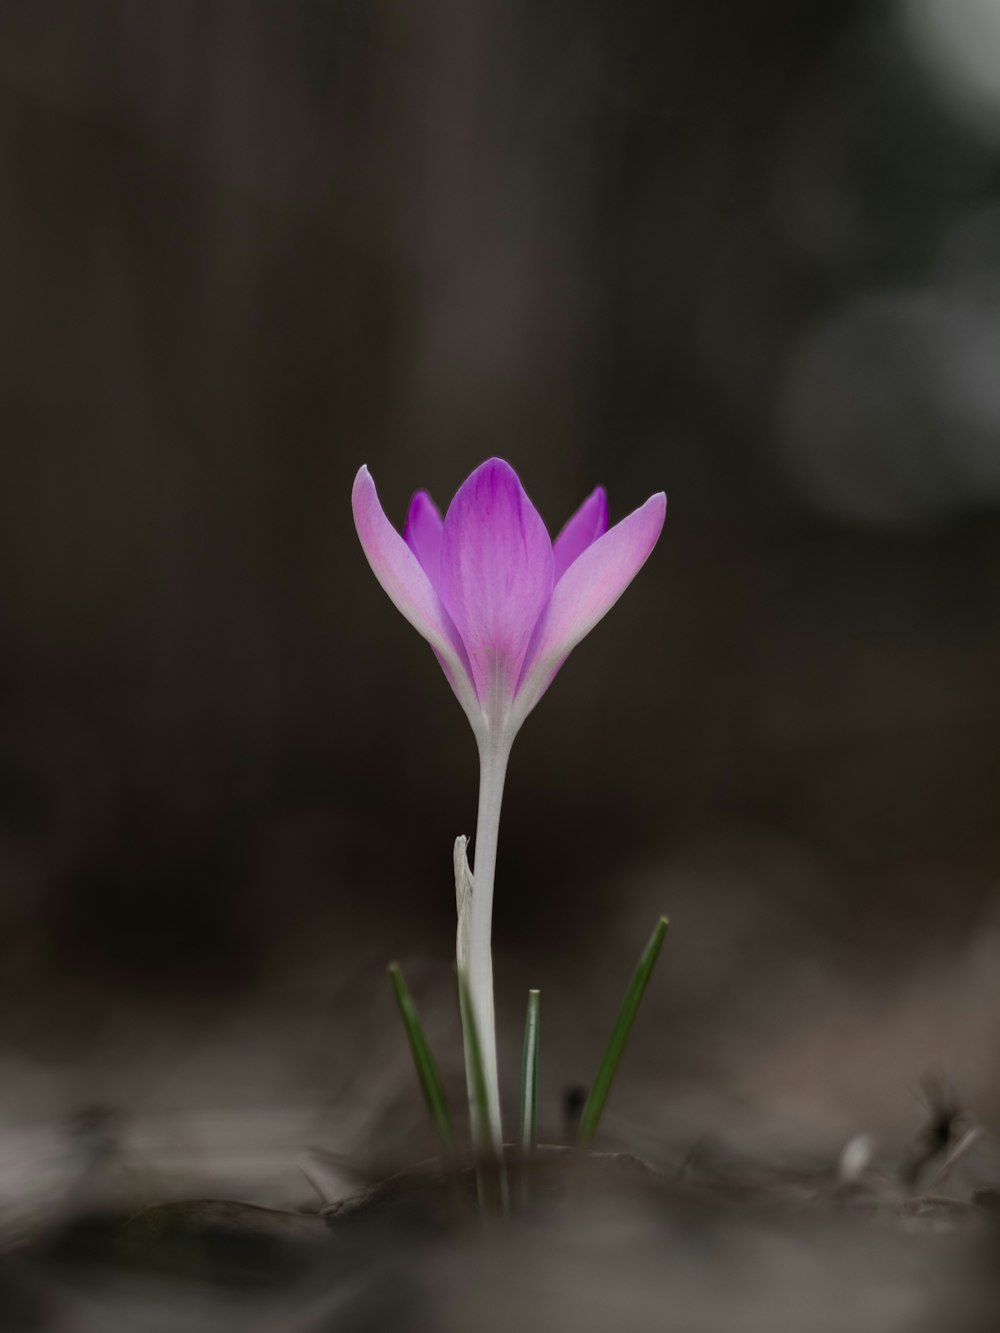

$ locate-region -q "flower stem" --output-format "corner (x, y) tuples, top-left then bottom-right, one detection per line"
(467, 737), (510, 1153)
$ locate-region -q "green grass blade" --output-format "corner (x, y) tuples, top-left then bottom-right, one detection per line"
(519, 990), (540, 1157)
(458, 969), (508, 1215)
(457, 969), (494, 1156)
(388, 963), (454, 1154)
(578, 916), (669, 1147)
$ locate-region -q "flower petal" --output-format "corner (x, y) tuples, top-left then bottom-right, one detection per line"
(439, 458), (554, 718)
(352, 466), (479, 720)
(404, 490), (443, 588)
(513, 491), (667, 722)
(553, 486), (608, 583)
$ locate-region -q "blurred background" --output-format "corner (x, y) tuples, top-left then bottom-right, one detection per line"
(1, 0), (1000, 1223)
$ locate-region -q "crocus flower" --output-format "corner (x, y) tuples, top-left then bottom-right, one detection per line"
(352, 458), (666, 1148)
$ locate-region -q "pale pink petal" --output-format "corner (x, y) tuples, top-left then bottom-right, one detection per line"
(439, 458), (554, 716)
(553, 486), (608, 583)
(513, 491), (666, 722)
(352, 467), (479, 719)
(404, 490), (443, 588)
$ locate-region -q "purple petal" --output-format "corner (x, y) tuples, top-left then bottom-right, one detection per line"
(553, 486), (608, 583)
(513, 491), (667, 719)
(439, 458), (554, 715)
(352, 467), (479, 718)
(404, 490), (444, 588)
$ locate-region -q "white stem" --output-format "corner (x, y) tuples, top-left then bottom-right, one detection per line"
(468, 735), (510, 1150)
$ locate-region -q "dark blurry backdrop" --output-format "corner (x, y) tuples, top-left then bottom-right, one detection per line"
(1, 0), (1000, 1201)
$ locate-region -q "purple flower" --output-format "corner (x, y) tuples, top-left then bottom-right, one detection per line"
(354, 458), (665, 1149)
(352, 458), (666, 746)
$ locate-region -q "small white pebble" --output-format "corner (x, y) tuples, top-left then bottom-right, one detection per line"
(838, 1132), (875, 1183)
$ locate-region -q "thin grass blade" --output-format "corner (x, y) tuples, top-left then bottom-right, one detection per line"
(517, 988), (540, 1210)
(457, 969), (491, 1150)
(578, 916), (669, 1146)
(458, 969), (509, 1214)
(519, 989), (540, 1157)
(388, 963), (454, 1153)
